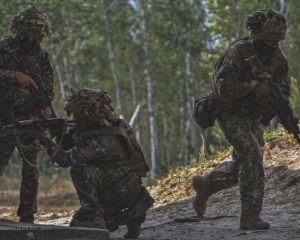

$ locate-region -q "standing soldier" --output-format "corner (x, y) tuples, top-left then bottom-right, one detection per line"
(193, 7), (294, 230)
(0, 6), (56, 222)
(29, 87), (154, 239)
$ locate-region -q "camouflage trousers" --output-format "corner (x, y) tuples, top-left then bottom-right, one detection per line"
(208, 111), (265, 214)
(70, 163), (145, 231)
(0, 129), (42, 217)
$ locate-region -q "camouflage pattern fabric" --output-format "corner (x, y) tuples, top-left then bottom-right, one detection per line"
(209, 33), (291, 215)
(10, 6), (52, 39)
(205, 111), (265, 214)
(64, 87), (116, 124)
(40, 118), (149, 230)
(0, 129), (42, 218)
(0, 24), (54, 219)
(212, 37), (290, 119)
(246, 7), (287, 42)
(0, 36), (54, 121)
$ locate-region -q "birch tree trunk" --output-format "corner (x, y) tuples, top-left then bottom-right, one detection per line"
(51, 52), (65, 97)
(129, 61), (140, 141)
(58, 37), (71, 88)
(101, 0), (123, 118)
(163, 110), (171, 169)
(231, 0), (243, 39)
(135, 0), (156, 178)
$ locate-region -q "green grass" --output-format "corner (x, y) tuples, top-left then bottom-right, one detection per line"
(152, 141), (233, 205)
(263, 125), (285, 142)
(152, 124), (299, 206)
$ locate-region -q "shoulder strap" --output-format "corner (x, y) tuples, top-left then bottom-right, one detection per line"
(9, 46), (33, 72)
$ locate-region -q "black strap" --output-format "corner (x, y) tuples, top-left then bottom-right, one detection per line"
(9, 46), (33, 72)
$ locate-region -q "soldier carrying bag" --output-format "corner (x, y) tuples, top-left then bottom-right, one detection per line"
(193, 93), (220, 129)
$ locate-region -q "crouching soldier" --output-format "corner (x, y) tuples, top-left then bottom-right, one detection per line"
(29, 87), (154, 239)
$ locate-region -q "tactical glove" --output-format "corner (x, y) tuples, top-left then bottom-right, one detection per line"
(281, 116), (300, 134)
(253, 81), (277, 104)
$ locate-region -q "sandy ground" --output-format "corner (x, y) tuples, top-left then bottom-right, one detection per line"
(110, 139), (300, 239)
(110, 185), (300, 239)
(2, 135), (300, 239)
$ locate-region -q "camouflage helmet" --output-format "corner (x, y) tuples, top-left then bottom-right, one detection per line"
(246, 7), (287, 42)
(10, 6), (52, 39)
(63, 87), (116, 124)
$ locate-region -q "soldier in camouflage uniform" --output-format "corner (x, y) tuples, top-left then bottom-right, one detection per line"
(193, 7), (294, 230)
(29, 87), (154, 239)
(0, 6), (56, 223)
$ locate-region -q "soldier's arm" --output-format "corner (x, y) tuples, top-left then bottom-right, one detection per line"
(56, 128), (76, 151)
(0, 51), (17, 87)
(212, 46), (253, 103)
(39, 136), (104, 168)
(274, 55), (291, 99)
(40, 48), (54, 101)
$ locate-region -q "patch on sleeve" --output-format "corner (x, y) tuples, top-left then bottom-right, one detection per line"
(218, 77), (224, 81)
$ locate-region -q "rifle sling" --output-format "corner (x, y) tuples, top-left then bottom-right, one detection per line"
(11, 93), (67, 167)
(9, 46), (33, 72)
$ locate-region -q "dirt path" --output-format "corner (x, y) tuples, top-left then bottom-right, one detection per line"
(110, 138), (300, 239)
(111, 186), (300, 239)
(3, 134), (300, 239)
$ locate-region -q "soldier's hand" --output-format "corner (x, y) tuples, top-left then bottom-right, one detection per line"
(15, 71), (38, 89)
(49, 126), (63, 137)
(29, 123), (46, 140)
(41, 107), (52, 118)
(281, 116), (300, 134)
(257, 72), (271, 80)
(253, 81), (277, 104)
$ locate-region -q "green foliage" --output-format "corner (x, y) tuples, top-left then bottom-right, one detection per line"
(263, 124), (286, 142)
(0, 0), (299, 183)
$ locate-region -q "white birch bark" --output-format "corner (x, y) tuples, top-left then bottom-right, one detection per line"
(231, 0), (243, 39)
(101, 0), (123, 118)
(51, 52), (65, 97)
(75, 69), (80, 83)
(129, 61), (140, 141)
(180, 52), (194, 165)
(135, 0), (156, 177)
(179, 88), (184, 136)
(163, 109), (171, 168)
(62, 54), (71, 87)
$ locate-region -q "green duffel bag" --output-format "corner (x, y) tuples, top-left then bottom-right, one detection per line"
(193, 93), (220, 129)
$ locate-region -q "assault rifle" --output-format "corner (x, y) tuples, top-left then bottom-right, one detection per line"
(3, 118), (75, 131)
(245, 54), (300, 143)
(3, 118), (75, 146)
(9, 46), (52, 114)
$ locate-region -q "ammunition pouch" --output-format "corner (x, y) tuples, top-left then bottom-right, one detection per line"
(193, 93), (220, 129)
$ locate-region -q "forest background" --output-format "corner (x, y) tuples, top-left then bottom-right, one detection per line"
(0, 0), (299, 189)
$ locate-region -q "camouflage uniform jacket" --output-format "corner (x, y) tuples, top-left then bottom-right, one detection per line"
(0, 36), (54, 125)
(40, 119), (149, 177)
(212, 37), (291, 118)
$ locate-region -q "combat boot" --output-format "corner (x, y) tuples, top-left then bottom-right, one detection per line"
(192, 175), (211, 217)
(124, 213), (146, 239)
(239, 213), (270, 230)
(19, 215), (34, 223)
(70, 216), (106, 229)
